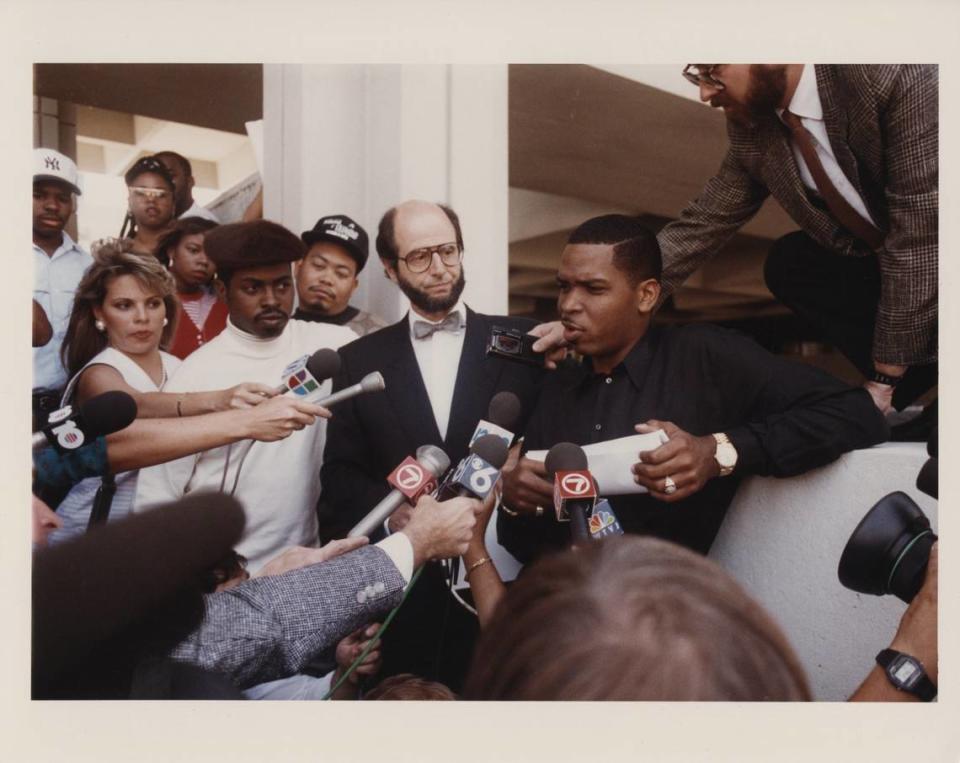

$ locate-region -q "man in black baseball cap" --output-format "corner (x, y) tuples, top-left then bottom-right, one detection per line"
(294, 214), (388, 337)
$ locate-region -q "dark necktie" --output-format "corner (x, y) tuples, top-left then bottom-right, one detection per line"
(781, 109), (884, 250)
(412, 310), (464, 340)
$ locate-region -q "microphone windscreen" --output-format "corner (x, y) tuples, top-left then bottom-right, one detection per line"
(544, 441), (588, 475)
(360, 371), (386, 393)
(415, 444), (451, 476)
(306, 348), (342, 382)
(33, 491), (246, 684)
(487, 391), (522, 431)
(470, 433), (509, 469)
(80, 390), (138, 437)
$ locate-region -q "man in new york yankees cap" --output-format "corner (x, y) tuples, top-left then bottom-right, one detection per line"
(294, 214), (389, 337)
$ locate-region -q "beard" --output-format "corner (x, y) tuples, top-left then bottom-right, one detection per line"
(717, 65), (787, 128)
(397, 269), (466, 315)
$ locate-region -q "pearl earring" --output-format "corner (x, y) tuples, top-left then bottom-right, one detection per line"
(163, 318), (169, 327)
(95, 319), (106, 332)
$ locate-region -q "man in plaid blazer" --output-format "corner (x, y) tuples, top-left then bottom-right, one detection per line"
(659, 65), (937, 419)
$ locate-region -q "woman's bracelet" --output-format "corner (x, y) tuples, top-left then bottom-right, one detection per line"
(465, 556), (492, 579)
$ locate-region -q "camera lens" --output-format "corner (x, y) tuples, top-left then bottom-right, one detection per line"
(837, 491), (936, 604)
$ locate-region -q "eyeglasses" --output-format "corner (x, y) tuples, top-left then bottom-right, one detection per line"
(129, 186), (172, 201)
(682, 64), (726, 90)
(397, 242), (462, 273)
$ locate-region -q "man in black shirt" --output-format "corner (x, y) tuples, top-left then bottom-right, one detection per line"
(499, 215), (888, 563)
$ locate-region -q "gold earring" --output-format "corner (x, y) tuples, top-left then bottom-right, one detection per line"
(95, 319), (106, 332)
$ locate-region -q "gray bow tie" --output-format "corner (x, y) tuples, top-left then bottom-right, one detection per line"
(413, 310), (464, 340)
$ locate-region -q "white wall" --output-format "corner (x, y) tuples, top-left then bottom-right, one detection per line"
(709, 443), (937, 701)
(263, 64), (509, 323)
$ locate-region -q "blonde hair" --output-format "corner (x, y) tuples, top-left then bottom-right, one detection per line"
(62, 238), (178, 379)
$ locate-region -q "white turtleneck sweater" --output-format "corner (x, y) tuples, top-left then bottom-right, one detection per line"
(133, 318), (357, 573)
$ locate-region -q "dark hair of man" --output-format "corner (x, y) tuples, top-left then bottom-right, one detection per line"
(155, 217), (219, 267)
(566, 214), (662, 285)
(375, 203), (465, 261)
(153, 150), (193, 179)
(364, 673), (458, 700)
(463, 536), (812, 701)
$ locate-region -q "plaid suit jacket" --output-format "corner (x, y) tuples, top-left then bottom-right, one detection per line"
(169, 544), (406, 689)
(658, 65), (938, 366)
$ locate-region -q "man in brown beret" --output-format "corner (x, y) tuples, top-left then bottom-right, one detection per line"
(135, 220), (358, 573)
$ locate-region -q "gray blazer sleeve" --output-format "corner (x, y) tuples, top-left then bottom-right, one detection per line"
(168, 545), (406, 689)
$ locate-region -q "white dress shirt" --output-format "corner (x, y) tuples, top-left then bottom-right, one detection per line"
(33, 233), (92, 392)
(407, 299), (467, 441)
(777, 64), (877, 226)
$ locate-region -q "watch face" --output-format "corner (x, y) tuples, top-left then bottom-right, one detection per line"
(716, 443), (737, 468)
(891, 656), (920, 688)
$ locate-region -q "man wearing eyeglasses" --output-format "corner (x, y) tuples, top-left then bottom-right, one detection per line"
(319, 199), (543, 690)
(661, 65), (937, 438)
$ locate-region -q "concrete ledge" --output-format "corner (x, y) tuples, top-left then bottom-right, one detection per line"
(709, 443), (937, 700)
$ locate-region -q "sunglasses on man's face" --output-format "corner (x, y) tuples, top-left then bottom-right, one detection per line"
(129, 186), (172, 201)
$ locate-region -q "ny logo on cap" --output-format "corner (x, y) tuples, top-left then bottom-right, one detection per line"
(44, 156), (61, 171)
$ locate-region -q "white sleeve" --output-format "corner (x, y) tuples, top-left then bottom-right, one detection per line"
(374, 532), (414, 584)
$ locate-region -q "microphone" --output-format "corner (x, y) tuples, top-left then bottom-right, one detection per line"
(545, 442), (598, 546)
(468, 390), (522, 448)
(447, 434), (510, 500)
(33, 491), (245, 697)
(314, 371), (385, 408)
(347, 445), (451, 538)
(32, 390), (138, 454)
(275, 348), (342, 398)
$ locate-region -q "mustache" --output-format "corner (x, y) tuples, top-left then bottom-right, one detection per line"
(255, 309), (288, 319)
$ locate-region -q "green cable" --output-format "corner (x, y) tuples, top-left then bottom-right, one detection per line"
(321, 565), (424, 700)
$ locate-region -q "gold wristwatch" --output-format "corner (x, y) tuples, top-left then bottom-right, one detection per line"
(712, 432), (738, 477)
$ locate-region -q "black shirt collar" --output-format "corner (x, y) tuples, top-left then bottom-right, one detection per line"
(293, 305), (360, 326)
(567, 325), (661, 391)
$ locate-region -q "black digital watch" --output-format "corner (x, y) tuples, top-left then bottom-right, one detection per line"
(875, 648), (937, 701)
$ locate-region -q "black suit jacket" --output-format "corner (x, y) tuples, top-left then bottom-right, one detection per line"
(318, 307), (542, 689)
(320, 307), (542, 541)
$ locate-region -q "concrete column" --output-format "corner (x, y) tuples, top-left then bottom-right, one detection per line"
(263, 64), (509, 323)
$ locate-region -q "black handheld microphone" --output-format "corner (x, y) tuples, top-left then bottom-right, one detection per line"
(467, 390), (523, 451)
(347, 445), (451, 538)
(275, 348), (342, 398)
(32, 390), (138, 454)
(545, 442), (598, 546)
(33, 491), (245, 697)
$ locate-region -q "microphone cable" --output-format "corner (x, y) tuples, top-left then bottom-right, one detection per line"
(321, 565), (426, 700)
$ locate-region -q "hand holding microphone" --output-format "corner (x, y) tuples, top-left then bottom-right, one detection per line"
(240, 396), (332, 442)
(400, 495), (478, 567)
